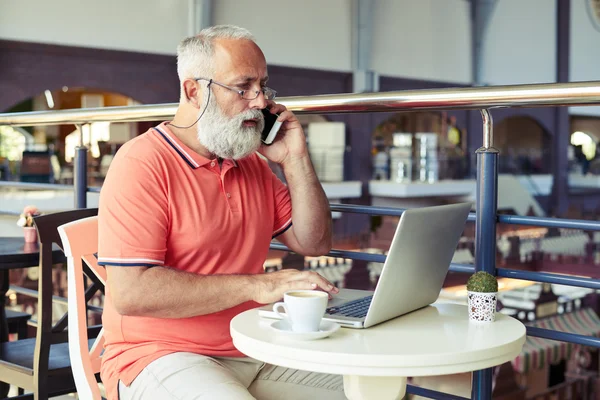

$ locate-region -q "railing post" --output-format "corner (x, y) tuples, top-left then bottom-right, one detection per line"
(472, 109), (498, 400)
(74, 124), (88, 209)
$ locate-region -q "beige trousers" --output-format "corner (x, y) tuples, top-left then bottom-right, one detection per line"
(118, 352), (347, 400)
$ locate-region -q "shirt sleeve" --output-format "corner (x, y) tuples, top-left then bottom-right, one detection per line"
(270, 168), (292, 238)
(97, 153), (168, 267)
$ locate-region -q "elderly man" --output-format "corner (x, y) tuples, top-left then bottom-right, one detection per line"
(97, 25), (346, 399)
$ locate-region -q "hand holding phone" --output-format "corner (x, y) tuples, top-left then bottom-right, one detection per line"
(261, 108), (282, 145)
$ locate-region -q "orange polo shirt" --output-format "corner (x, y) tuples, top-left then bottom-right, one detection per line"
(97, 122), (292, 400)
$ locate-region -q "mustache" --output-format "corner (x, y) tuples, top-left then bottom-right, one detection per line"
(237, 109), (263, 122)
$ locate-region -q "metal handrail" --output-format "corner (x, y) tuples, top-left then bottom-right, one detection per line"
(330, 204), (600, 231)
(270, 242), (600, 290)
(2, 81), (599, 161)
(2, 80), (600, 127)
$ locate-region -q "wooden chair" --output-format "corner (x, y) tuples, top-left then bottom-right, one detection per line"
(0, 208), (100, 399)
(58, 216), (104, 400)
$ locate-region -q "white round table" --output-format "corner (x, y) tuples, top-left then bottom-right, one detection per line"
(231, 303), (526, 400)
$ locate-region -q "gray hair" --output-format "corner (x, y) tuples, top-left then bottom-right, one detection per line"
(177, 25), (256, 87)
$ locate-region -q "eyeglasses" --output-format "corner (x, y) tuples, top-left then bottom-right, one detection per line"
(195, 77), (277, 101)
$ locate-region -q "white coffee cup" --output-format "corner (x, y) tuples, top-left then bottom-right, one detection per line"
(273, 290), (328, 333)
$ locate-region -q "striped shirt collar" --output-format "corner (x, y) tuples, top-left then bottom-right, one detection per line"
(153, 122), (238, 169)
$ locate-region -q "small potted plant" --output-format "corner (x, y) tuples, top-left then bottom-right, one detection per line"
(16, 205), (42, 243)
(467, 271), (498, 323)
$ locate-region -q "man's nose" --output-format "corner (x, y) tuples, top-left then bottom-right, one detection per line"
(248, 91), (268, 109)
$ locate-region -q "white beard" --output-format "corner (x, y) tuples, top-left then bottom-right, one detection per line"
(196, 93), (265, 160)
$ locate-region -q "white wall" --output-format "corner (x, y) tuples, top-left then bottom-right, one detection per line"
(371, 0), (472, 84)
(570, 0), (600, 117)
(482, 0), (556, 85)
(0, 0), (189, 55)
(213, 0), (352, 72)
(0, 0), (353, 72)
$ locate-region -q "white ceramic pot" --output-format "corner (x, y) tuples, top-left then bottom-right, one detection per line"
(467, 291), (497, 323)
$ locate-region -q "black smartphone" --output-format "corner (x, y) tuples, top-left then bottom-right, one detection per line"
(261, 108), (282, 145)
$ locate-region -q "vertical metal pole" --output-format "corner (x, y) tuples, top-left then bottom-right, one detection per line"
(551, 0), (570, 216)
(472, 109), (498, 400)
(74, 124), (88, 209)
(471, 0), (497, 87)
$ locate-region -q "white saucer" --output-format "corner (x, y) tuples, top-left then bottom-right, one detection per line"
(269, 320), (340, 341)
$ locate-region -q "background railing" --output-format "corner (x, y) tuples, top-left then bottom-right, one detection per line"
(3, 81), (600, 400)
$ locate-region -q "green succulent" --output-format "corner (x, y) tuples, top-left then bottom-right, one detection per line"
(467, 271), (498, 293)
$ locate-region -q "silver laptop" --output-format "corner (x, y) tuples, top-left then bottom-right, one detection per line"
(258, 202), (471, 329)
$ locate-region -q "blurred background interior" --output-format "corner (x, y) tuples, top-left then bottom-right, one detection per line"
(3, 1), (600, 399)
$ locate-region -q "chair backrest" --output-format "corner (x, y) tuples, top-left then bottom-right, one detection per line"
(57, 216), (104, 400)
(31, 208), (99, 397)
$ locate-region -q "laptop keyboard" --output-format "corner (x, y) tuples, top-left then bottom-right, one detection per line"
(326, 295), (374, 319)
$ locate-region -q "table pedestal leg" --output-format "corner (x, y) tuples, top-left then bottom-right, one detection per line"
(343, 375), (407, 400)
(411, 373), (472, 398)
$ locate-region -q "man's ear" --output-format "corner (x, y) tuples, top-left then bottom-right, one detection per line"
(182, 79), (202, 108)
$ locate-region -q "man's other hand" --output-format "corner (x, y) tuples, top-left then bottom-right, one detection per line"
(251, 269), (339, 305)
